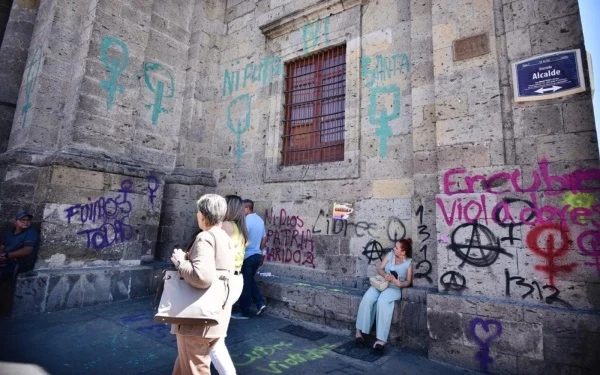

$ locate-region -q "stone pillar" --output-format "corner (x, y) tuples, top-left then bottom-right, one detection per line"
(0, 0), (38, 153)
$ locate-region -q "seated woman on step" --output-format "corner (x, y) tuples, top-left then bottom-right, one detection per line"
(355, 238), (413, 354)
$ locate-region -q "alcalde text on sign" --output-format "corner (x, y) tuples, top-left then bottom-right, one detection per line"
(512, 49), (586, 102)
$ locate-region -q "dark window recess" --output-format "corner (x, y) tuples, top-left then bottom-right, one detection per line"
(282, 45), (346, 166)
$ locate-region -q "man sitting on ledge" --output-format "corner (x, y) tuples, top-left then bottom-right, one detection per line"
(0, 209), (40, 316)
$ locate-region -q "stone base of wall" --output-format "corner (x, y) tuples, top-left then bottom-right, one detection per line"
(427, 293), (600, 374)
(257, 276), (431, 351)
(11, 263), (169, 316)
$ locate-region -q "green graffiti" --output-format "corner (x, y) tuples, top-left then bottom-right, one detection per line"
(100, 36), (129, 110)
(255, 344), (337, 374)
(361, 53), (410, 88)
(231, 342), (293, 366)
(143, 62), (175, 125)
(293, 282), (344, 293)
(563, 192), (595, 210)
(222, 56), (282, 97)
(369, 85), (400, 158)
(21, 45), (43, 128)
(302, 17), (330, 53)
(227, 94), (252, 167)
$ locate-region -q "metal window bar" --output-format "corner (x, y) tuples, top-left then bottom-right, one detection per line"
(282, 45), (346, 166)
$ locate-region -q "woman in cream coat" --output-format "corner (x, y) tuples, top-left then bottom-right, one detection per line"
(170, 194), (236, 375)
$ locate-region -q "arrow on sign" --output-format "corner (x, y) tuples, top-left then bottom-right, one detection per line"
(534, 85), (562, 94)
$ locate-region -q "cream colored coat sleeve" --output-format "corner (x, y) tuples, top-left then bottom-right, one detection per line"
(177, 231), (215, 290)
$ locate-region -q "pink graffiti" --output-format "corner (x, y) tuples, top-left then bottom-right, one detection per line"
(437, 192), (600, 228)
(443, 160), (600, 196)
(264, 209), (315, 268)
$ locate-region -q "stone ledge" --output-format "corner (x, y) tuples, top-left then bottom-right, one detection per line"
(12, 264), (168, 316)
(257, 275), (431, 349)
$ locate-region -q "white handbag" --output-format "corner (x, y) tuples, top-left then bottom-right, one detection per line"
(154, 270), (230, 324)
(369, 275), (389, 292)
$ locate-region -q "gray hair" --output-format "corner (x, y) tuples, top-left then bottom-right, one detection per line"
(196, 194), (227, 226)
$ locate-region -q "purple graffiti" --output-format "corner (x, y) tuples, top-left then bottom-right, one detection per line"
(77, 218), (133, 250)
(577, 230), (600, 277)
(64, 180), (133, 225)
(469, 317), (502, 373)
(147, 175), (159, 205)
(65, 179), (135, 250)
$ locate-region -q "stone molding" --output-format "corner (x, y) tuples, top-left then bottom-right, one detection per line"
(259, 0), (361, 39)
(0, 147), (216, 186)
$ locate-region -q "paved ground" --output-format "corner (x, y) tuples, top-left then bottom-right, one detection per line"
(0, 297), (477, 375)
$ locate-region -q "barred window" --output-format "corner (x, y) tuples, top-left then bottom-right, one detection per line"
(282, 45), (346, 166)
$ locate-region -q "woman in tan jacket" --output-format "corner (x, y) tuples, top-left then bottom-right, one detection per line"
(170, 194), (236, 375)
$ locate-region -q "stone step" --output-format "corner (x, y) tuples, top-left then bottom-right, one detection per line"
(11, 263), (168, 316)
(257, 275), (433, 351)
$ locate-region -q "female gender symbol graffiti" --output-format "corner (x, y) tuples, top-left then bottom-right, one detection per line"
(469, 317), (502, 373)
(100, 37), (129, 110)
(143, 62), (175, 125)
(577, 230), (600, 277)
(227, 94), (251, 167)
(526, 223), (577, 286)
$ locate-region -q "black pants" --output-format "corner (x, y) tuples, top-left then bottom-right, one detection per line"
(0, 263), (18, 317)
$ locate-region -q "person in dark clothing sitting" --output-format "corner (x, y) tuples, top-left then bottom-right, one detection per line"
(0, 209), (40, 316)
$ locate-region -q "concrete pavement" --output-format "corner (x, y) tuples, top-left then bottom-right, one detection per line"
(0, 297), (477, 375)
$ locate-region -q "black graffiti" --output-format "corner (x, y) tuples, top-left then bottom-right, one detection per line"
(414, 260), (432, 283)
(418, 225), (431, 242)
(386, 216), (406, 242)
(362, 240), (385, 264)
(448, 223), (512, 267)
(494, 198), (535, 245)
(504, 269), (572, 308)
(311, 209), (405, 241)
(414, 205), (433, 283)
(440, 271), (466, 291)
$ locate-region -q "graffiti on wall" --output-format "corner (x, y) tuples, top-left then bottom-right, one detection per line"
(414, 205), (433, 283)
(264, 209), (316, 268)
(222, 55), (282, 97)
(143, 62), (175, 125)
(368, 85), (400, 158)
(100, 37), (128, 110)
(65, 180), (134, 251)
(147, 175), (160, 206)
(312, 209), (406, 243)
(302, 17), (330, 53)
(438, 160), (600, 307)
(469, 317), (502, 373)
(21, 45), (44, 128)
(361, 52), (410, 89)
(98, 35), (175, 125)
(227, 94), (252, 167)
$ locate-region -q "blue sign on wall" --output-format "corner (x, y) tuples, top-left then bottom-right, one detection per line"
(512, 49), (586, 102)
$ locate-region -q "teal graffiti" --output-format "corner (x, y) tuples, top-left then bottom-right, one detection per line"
(361, 53), (410, 88)
(100, 37), (129, 110)
(302, 17), (330, 53)
(143, 62), (175, 125)
(21, 45), (43, 128)
(223, 55), (282, 97)
(227, 94), (251, 167)
(369, 85), (400, 158)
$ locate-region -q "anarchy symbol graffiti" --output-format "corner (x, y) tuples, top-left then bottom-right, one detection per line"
(362, 240), (385, 264)
(440, 271), (467, 291)
(448, 223), (512, 268)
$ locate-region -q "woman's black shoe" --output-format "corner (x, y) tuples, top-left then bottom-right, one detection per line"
(373, 343), (385, 355)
